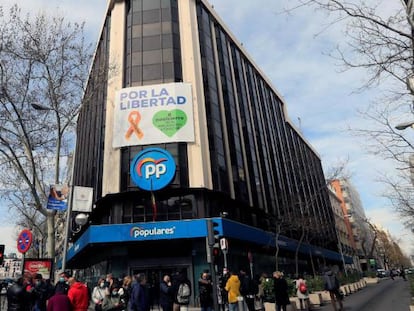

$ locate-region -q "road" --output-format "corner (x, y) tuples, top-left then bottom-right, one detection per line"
(317, 277), (411, 311)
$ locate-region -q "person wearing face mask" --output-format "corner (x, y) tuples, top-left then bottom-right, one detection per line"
(102, 283), (124, 311)
(55, 271), (70, 294)
(92, 278), (108, 311)
(32, 274), (48, 311)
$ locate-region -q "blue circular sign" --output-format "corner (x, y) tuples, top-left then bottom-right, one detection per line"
(17, 229), (32, 254)
(130, 148), (176, 191)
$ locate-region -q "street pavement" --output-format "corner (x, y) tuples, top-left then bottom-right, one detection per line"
(0, 277), (411, 311)
(315, 277), (411, 311)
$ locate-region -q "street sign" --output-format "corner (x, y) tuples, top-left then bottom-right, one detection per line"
(17, 229), (33, 254)
(220, 238), (228, 250)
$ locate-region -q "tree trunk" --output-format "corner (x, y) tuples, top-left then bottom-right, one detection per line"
(46, 210), (56, 259)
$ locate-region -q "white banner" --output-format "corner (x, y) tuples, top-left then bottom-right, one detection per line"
(72, 186), (94, 212)
(113, 83), (195, 148)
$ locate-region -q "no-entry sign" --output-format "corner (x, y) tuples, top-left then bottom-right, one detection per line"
(17, 229), (32, 254)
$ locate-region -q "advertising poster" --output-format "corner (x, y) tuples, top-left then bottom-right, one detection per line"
(46, 184), (69, 211)
(113, 83), (195, 148)
(23, 258), (53, 280)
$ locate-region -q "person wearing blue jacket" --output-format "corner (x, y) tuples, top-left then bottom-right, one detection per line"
(129, 273), (149, 311)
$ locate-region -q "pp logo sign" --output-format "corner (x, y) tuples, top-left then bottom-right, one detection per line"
(130, 148), (176, 191)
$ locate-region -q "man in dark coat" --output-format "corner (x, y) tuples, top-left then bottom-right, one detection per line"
(129, 273), (149, 311)
(7, 277), (31, 311)
(54, 271), (70, 294)
(239, 269), (257, 311)
(159, 274), (174, 311)
(32, 274), (48, 311)
(272, 271), (290, 311)
(198, 271), (213, 311)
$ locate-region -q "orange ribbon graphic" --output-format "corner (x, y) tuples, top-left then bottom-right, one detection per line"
(125, 111), (144, 140)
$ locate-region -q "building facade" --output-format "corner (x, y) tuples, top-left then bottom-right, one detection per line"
(330, 178), (379, 272)
(0, 255), (22, 280)
(327, 184), (356, 272)
(66, 0), (347, 302)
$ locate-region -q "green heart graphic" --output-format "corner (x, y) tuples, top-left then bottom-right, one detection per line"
(152, 109), (188, 137)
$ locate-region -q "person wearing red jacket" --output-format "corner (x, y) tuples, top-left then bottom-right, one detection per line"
(68, 277), (90, 311)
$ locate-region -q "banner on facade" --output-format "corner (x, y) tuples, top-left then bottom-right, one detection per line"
(46, 184), (69, 211)
(72, 186), (94, 212)
(113, 83), (195, 148)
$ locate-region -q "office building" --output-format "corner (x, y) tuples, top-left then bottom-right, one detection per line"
(66, 0), (344, 299)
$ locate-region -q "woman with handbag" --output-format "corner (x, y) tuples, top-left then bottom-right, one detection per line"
(92, 278), (108, 311)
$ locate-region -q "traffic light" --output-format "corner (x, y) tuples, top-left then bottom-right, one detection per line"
(212, 246), (220, 263)
(207, 220), (221, 263)
(0, 244), (4, 266)
(207, 220), (220, 247)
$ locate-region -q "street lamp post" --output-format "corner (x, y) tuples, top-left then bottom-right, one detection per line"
(31, 102), (76, 270)
(395, 121), (414, 130)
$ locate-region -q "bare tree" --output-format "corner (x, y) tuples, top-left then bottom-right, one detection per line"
(283, 0), (414, 228)
(380, 169), (414, 228)
(358, 219), (378, 271)
(0, 5), (93, 259)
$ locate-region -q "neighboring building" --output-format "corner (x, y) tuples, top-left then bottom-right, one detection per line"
(64, 0), (345, 300)
(330, 178), (377, 272)
(327, 185), (354, 271)
(0, 255), (22, 279)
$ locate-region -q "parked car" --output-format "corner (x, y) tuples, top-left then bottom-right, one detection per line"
(376, 269), (389, 278)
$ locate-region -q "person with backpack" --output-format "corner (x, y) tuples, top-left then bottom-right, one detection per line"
(198, 271), (213, 311)
(172, 270), (191, 311)
(272, 271), (289, 311)
(295, 275), (310, 311)
(323, 268), (343, 311)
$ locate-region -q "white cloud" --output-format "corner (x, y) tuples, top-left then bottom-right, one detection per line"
(0, 225), (19, 256)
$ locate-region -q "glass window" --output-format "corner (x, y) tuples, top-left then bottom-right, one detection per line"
(132, 25), (142, 37)
(161, 8), (172, 22)
(131, 38), (142, 52)
(142, 50), (162, 64)
(133, 204), (145, 222)
(132, 12), (142, 25)
(143, 0), (160, 10)
(131, 52), (142, 66)
(161, 21), (172, 34)
(143, 64), (162, 80)
(163, 62), (174, 79)
(161, 0), (171, 9)
(143, 9), (160, 24)
(131, 65), (142, 82)
(162, 49), (174, 62)
(142, 35), (161, 51)
(143, 23), (161, 36)
(162, 34), (173, 49)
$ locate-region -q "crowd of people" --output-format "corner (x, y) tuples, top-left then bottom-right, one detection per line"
(5, 266), (344, 311)
(198, 266), (343, 311)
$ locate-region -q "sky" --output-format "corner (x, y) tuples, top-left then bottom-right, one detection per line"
(1, 0), (413, 260)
